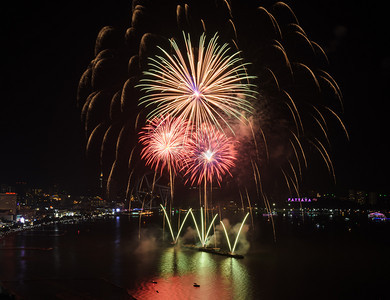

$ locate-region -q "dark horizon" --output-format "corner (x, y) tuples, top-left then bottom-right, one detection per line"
(1, 0), (389, 195)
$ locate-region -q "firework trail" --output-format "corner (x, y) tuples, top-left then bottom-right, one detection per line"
(138, 32), (257, 135)
(139, 115), (190, 214)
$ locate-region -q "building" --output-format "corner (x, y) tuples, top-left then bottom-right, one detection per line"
(356, 191), (366, 205)
(348, 189), (356, 202)
(348, 189), (367, 205)
(15, 181), (28, 204)
(1, 184), (15, 193)
(0, 192), (18, 221)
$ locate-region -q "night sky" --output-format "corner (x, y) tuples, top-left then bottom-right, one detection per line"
(1, 0), (389, 194)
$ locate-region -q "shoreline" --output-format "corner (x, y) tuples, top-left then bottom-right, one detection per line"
(0, 214), (116, 242)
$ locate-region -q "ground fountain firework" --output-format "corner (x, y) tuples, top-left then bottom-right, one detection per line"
(189, 207), (218, 248)
(159, 204), (250, 257)
(220, 213), (250, 254)
(159, 204), (192, 244)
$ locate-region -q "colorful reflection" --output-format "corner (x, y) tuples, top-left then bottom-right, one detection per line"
(129, 247), (251, 299)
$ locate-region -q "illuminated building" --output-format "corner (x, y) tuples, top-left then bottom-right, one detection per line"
(348, 189), (356, 202)
(1, 184), (15, 193)
(0, 192), (17, 221)
(32, 188), (43, 195)
(349, 189), (367, 205)
(356, 191), (366, 205)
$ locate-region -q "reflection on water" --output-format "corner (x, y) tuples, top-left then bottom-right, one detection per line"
(160, 246), (189, 277)
(222, 257), (252, 299)
(131, 247), (251, 299)
(0, 215), (389, 299)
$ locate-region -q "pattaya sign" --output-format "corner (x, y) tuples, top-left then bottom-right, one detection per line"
(288, 198), (317, 202)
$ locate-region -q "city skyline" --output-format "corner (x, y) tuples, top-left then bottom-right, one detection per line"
(1, 0), (389, 195)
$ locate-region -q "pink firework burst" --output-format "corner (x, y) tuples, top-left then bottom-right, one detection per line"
(184, 124), (237, 186)
(139, 116), (190, 175)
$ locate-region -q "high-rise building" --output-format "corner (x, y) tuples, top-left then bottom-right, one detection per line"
(356, 191), (366, 205)
(1, 184), (15, 193)
(348, 189), (356, 202)
(15, 181), (28, 204)
(0, 192), (17, 221)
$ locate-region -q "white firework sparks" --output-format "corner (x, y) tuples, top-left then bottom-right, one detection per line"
(138, 32), (257, 135)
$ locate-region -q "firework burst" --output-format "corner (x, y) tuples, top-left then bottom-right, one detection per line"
(138, 32), (257, 135)
(184, 124), (237, 186)
(139, 115), (189, 175)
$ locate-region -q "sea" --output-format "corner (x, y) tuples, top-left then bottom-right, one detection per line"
(0, 212), (389, 299)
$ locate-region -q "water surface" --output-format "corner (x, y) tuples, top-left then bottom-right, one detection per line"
(0, 214), (389, 299)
